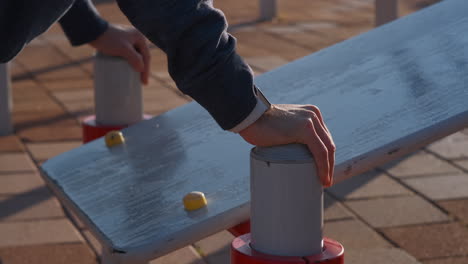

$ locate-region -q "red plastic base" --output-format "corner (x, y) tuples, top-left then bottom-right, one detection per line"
(231, 234), (344, 264)
(81, 115), (151, 143)
(229, 220), (251, 237)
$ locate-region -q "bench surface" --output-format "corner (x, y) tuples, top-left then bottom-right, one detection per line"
(41, 0), (468, 261)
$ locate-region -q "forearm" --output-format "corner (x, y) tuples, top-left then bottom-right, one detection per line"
(117, 0), (260, 130)
(59, 0), (109, 46)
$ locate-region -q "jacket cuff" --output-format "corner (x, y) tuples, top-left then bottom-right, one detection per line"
(229, 86), (271, 133)
(59, 0), (109, 46)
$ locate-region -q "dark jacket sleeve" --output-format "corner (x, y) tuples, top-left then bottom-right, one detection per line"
(59, 0), (109, 46)
(0, 0), (73, 62)
(117, 0), (257, 130)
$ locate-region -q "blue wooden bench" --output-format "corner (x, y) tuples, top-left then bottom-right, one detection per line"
(41, 0), (468, 263)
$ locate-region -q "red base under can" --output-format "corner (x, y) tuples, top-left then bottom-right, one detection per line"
(229, 220), (251, 237)
(81, 115), (151, 143)
(231, 234), (344, 264)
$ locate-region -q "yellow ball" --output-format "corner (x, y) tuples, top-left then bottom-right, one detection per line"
(105, 130), (125, 147)
(183, 191), (207, 211)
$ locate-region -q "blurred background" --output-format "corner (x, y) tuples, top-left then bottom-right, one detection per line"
(5, 1), (468, 264)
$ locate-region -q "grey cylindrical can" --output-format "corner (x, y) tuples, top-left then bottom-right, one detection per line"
(0, 63), (12, 136)
(250, 144), (323, 256)
(94, 52), (143, 126)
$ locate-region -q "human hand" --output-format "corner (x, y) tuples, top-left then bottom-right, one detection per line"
(239, 104), (335, 187)
(89, 24), (151, 84)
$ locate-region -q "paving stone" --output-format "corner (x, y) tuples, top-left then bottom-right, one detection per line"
(46, 34), (95, 62)
(52, 89), (93, 103)
(345, 248), (421, 264)
(264, 26), (304, 34)
(9, 60), (28, 76)
(0, 135), (24, 152)
(143, 86), (189, 115)
(15, 45), (69, 72)
(152, 71), (172, 83)
(234, 31), (311, 60)
(17, 123), (82, 142)
(24, 35), (49, 46)
(13, 112), (82, 142)
(51, 89), (95, 117)
(423, 257), (468, 264)
(0, 190), (64, 221)
(454, 159), (468, 171)
(438, 199), (468, 223)
(383, 151), (461, 178)
(12, 109), (68, 126)
(11, 79), (38, 90)
(244, 56), (288, 72)
(80, 61), (94, 74)
(345, 0), (374, 9)
(61, 101), (94, 118)
(235, 42), (272, 60)
(150, 246), (206, 264)
(0, 153), (36, 173)
(323, 219), (391, 250)
(82, 230), (102, 255)
(12, 87), (50, 103)
(0, 219), (83, 247)
(382, 223), (468, 259)
(26, 141), (81, 162)
(150, 73), (180, 93)
(0, 173), (45, 195)
(345, 196), (448, 228)
(428, 132), (468, 160)
(213, 0), (256, 25)
(12, 99), (63, 113)
(231, 26), (257, 32)
(269, 31), (338, 53)
(65, 208), (87, 230)
(297, 21), (338, 30)
(40, 79), (93, 91)
(324, 193), (354, 221)
(328, 170), (412, 200)
(0, 243), (97, 264)
(404, 174), (468, 200)
(193, 231), (234, 264)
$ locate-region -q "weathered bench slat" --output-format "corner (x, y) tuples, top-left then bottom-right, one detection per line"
(41, 0), (468, 261)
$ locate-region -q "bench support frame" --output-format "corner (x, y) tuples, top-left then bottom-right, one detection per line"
(375, 0), (398, 26)
(101, 250), (149, 264)
(0, 63), (12, 136)
(260, 0), (278, 21)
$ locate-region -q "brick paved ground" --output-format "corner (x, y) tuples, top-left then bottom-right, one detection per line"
(2, 0), (468, 263)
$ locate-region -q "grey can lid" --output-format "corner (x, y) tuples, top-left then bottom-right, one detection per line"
(251, 144), (314, 164)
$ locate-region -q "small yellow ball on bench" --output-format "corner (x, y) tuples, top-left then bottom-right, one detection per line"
(105, 131), (125, 147)
(183, 191), (207, 211)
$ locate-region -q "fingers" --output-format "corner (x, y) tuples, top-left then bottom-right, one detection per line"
(302, 105), (330, 134)
(133, 35), (151, 85)
(91, 24), (151, 85)
(121, 42), (145, 76)
(309, 112), (335, 186)
(303, 120), (331, 187)
(298, 105), (335, 185)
